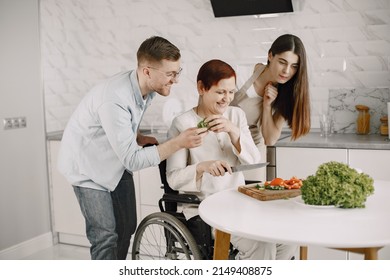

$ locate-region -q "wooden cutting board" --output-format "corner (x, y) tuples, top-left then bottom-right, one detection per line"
(238, 183), (301, 201)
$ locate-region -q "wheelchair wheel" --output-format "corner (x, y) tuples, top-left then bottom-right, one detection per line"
(132, 212), (202, 260)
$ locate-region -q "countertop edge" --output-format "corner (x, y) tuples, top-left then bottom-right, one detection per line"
(46, 131), (63, 141)
(274, 132), (390, 150)
(46, 130), (390, 150)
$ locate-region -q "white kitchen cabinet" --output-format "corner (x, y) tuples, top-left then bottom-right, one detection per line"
(276, 147), (348, 179)
(48, 140), (165, 250)
(48, 140), (142, 247)
(137, 166), (164, 220)
(348, 149), (390, 181)
(48, 141), (89, 246)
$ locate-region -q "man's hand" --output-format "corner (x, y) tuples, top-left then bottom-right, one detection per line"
(137, 133), (159, 147)
(177, 127), (208, 149)
(157, 127), (208, 161)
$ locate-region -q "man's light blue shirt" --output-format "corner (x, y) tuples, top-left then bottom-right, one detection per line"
(58, 70), (161, 191)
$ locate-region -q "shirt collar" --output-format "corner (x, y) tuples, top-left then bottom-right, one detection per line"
(130, 70), (156, 109)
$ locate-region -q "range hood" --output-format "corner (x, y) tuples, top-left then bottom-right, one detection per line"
(210, 0), (293, 18)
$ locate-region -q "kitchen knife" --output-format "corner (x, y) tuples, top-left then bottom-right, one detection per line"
(229, 162), (269, 173)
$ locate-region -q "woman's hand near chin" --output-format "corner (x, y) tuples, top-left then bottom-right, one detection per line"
(263, 82), (278, 108)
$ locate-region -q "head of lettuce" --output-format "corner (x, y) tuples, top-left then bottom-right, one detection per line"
(301, 161), (374, 208)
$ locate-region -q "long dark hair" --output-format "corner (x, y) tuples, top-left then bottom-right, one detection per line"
(268, 34), (311, 140)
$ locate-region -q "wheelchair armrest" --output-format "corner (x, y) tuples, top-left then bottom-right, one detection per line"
(161, 193), (201, 204)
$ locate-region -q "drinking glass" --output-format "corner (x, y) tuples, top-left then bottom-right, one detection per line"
(319, 114), (333, 137)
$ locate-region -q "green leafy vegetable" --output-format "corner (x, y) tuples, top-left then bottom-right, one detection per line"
(255, 184), (284, 191)
(301, 161), (374, 208)
(197, 118), (209, 128)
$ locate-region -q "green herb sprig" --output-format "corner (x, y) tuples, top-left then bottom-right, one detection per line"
(197, 118), (209, 128)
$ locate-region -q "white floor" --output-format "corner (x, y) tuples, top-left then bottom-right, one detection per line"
(22, 243), (390, 260)
(23, 244), (91, 260)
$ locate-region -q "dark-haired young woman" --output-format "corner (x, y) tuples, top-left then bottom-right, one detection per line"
(232, 34), (311, 146)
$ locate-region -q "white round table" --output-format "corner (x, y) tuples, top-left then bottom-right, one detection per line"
(198, 180), (390, 260)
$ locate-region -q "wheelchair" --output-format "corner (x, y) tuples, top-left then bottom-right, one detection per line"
(131, 160), (242, 260)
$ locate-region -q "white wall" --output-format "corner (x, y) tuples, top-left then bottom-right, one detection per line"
(0, 0), (51, 256)
(40, 0), (390, 133)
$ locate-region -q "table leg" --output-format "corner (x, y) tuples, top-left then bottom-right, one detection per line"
(363, 248), (379, 260)
(213, 229), (231, 260)
(335, 247), (382, 260)
(300, 246), (308, 260)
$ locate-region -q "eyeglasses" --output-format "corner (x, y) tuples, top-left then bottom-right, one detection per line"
(147, 66), (183, 79)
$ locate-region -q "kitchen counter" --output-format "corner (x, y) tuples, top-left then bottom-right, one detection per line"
(46, 130), (390, 150)
(46, 131), (63, 141)
(276, 132), (390, 150)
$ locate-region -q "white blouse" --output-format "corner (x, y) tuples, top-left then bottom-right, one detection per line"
(166, 106), (261, 218)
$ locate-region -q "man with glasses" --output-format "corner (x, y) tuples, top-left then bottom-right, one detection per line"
(58, 36), (208, 260)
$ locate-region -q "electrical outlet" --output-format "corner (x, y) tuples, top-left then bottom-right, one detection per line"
(3, 117), (27, 130)
(19, 117), (26, 128)
(3, 118), (13, 129)
(11, 118), (20, 128)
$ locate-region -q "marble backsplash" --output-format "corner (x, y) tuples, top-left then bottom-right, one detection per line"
(329, 88), (390, 134)
(40, 0), (390, 133)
